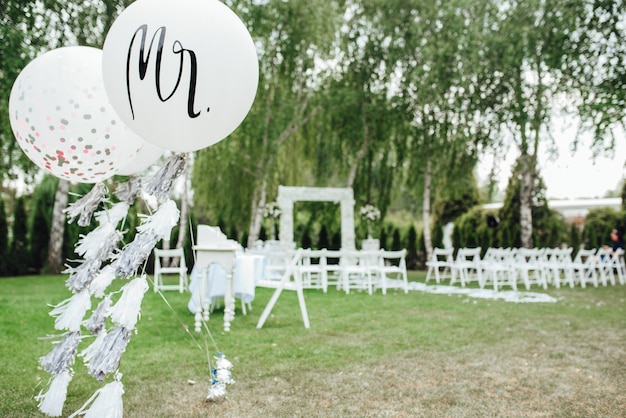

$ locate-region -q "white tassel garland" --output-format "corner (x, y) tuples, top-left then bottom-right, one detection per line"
(84, 296), (112, 335)
(89, 265), (117, 298)
(88, 326), (131, 381)
(144, 154), (187, 199)
(94, 202), (130, 226)
(109, 276), (148, 330)
(65, 259), (102, 293)
(39, 331), (81, 375)
(35, 370), (73, 417)
(79, 330), (107, 365)
(64, 183), (107, 227)
(75, 223), (123, 261)
(49, 290), (91, 332)
(112, 231), (159, 278)
(136, 199), (180, 239)
(114, 177), (142, 205)
(68, 375), (124, 418)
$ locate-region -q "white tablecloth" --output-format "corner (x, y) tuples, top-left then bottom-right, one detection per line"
(188, 253), (265, 313)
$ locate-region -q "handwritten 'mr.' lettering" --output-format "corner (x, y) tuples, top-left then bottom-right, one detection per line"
(125, 24), (202, 119)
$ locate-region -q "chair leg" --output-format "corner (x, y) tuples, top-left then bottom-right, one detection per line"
(256, 287), (284, 329)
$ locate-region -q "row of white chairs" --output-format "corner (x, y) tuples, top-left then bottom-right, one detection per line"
(426, 246), (626, 291)
(255, 248), (409, 296)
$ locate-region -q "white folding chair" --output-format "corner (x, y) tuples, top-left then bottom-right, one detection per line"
(339, 250), (378, 295)
(256, 249), (310, 329)
(298, 249), (328, 292)
(153, 247), (188, 293)
(425, 248), (455, 284)
(512, 248), (548, 290)
(571, 248), (598, 288)
(375, 249), (409, 295)
(480, 247), (517, 291)
(452, 247), (482, 287)
(596, 247), (625, 286)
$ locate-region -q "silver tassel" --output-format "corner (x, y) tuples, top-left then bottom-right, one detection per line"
(64, 259), (102, 293)
(39, 331), (81, 375)
(114, 176), (142, 205)
(83, 296), (112, 335)
(64, 183), (108, 227)
(88, 326), (131, 381)
(144, 154), (187, 199)
(112, 231), (159, 278)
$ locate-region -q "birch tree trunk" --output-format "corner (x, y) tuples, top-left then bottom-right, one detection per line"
(47, 179), (69, 273)
(422, 159), (433, 261)
(247, 178), (268, 248)
(519, 165), (534, 248)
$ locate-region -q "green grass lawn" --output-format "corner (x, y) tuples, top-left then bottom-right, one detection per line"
(1, 272), (625, 417)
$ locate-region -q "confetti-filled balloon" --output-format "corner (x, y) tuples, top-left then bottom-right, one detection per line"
(8, 46), (143, 183)
(102, 0), (259, 152)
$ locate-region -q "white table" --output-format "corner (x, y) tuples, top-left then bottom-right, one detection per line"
(190, 249), (264, 332)
(192, 245), (237, 332)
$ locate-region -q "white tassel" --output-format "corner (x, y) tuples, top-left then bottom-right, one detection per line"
(80, 330), (107, 365)
(89, 265), (117, 298)
(36, 370), (73, 417)
(109, 276), (148, 330)
(69, 375), (124, 418)
(95, 202), (130, 226)
(136, 199), (180, 239)
(75, 223), (122, 261)
(49, 290), (91, 332)
(112, 231), (159, 278)
(84, 296), (112, 335)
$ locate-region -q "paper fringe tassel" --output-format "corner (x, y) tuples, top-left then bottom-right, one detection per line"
(89, 265), (117, 298)
(64, 183), (107, 227)
(95, 202), (130, 227)
(84, 296), (112, 335)
(36, 370), (73, 417)
(112, 231), (159, 278)
(109, 276), (148, 330)
(136, 199), (180, 239)
(39, 331), (81, 376)
(88, 326), (131, 381)
(65, 259), (102, 294)
(114, 177), (142, 205)
(49, 290), (91, 332)
(68, 377), (124, 418)
(75, 223), (123, 261)
(144, 154), (186, 199)
(79, 330), (107, 365)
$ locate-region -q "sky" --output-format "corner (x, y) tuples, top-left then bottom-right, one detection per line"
(478, 120), (626, 201)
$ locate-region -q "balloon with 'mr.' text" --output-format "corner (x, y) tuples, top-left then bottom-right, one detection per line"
(102, 0), (259, 152)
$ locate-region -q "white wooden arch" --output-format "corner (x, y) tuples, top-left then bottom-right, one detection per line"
(277, 186), (355, 250)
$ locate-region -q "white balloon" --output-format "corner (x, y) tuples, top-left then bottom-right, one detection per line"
(102, 0), (259, 152)
(8, 46), (143, 183)
(116, 139), (165, 175)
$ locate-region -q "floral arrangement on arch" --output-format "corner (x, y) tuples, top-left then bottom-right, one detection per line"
(360, 204), (381, 223)
(263, 202), (281, 219)
(360, 204), (380, 239)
